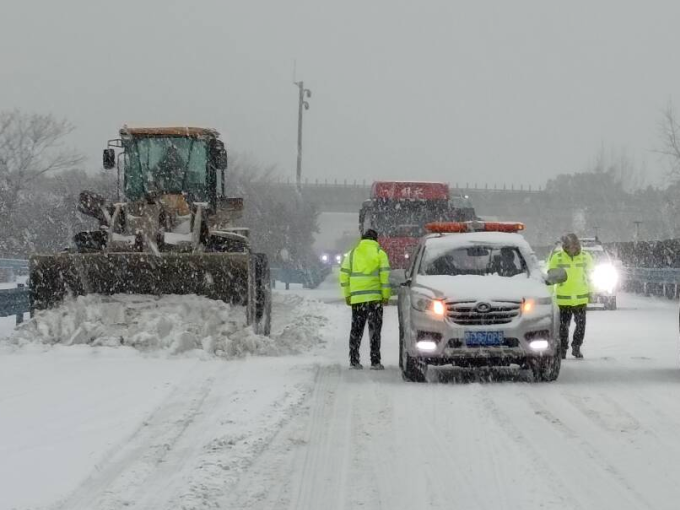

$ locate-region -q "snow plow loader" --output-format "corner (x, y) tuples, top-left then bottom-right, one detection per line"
(29, 126), (271, 335)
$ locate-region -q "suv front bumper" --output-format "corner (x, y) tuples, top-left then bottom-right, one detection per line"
(406, 308), (558, 366)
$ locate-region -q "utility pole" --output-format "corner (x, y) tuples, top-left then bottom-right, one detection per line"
(294, 80), (311, 192)
(633, 221), (643, 241)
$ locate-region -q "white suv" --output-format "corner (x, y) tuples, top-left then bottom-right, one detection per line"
(397, 222), (566, 382)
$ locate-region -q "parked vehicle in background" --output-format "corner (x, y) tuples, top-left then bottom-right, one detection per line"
(319, 251), (343, 266)
(359, 181), (477, 284)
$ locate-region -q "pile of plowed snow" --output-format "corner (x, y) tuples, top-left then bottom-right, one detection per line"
(6, 293), (328, 358)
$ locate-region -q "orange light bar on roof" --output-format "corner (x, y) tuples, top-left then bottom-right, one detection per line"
(483, 222), (525, 232)
(425, 221), (525, 234)
(425, 222), (469, 233)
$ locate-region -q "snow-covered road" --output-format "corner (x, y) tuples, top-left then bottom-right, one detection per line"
(2, 281), (680, 510)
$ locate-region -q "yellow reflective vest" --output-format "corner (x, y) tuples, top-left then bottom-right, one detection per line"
(548, 249), (594, 306)
(339, 239), (391, 304)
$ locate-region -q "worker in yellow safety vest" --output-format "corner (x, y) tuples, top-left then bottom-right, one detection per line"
(339, 229), (391, 370)
(548, 233), (594, 359)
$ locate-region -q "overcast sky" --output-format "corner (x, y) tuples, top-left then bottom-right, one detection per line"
(1, 0), (678, 188)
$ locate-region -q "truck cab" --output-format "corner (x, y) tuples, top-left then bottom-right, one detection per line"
(359, 181), (477, 271)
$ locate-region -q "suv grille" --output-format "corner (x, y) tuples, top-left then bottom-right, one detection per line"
(446, 300), (521, 325)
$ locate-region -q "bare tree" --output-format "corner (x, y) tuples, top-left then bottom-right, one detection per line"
(588, 144), (644, 191)
(657, 101), (680, 181)
(0, 110), (84, 255)
(226, 153), (320, 266)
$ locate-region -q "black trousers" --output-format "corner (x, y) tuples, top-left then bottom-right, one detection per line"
(559, 305), (587, 352)
(349, 302), (383, 364)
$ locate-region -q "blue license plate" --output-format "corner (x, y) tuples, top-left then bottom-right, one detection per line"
(464, 331), (504, 346)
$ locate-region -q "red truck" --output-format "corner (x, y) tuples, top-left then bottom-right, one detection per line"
(359, 181), (477, 270)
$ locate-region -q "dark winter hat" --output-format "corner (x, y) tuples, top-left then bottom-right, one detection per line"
(562, 233), (579, 246)
(362, 229), (379, 241)
(561, 233), (581, 252)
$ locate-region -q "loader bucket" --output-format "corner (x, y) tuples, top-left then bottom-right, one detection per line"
(29, 252), (252, 310)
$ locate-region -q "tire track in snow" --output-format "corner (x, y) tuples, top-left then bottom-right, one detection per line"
(337, 370), (447, 509)
(515, 390), (654, 510)
(133, 382), (310, 509)
(474, 386), (585, 510)
(355, 375), (411, 510)
(544, 388), (680, 509)
(417, 398), (492, 509)
(562, 392), (642, 435)
(51, 364), (221, 510)
(213, 365), (336, 510)
(358, 374), (496, 509)
(626, 390), (680, 452)
(286, 364), (348, 510)
(343, 373), (383, 509)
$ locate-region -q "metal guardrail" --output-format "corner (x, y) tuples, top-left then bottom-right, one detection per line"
(622, 267), (680, 299)
(0, 284), (29, 325)
(268, 178), (544, 193)
(0, 258), (29, 273)
(624, 268), (680, 284)
(0, 258), (28, 285)
(270, 265), (332, 290)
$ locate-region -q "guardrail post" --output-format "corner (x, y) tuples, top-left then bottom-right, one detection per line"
(283, 268), (290, 290)
(15, 283), (25, 325)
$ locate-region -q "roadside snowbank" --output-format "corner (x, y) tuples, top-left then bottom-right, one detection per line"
(5, 293), (328, 358)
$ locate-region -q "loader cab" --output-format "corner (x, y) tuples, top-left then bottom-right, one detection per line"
(108, 127), (228, 208)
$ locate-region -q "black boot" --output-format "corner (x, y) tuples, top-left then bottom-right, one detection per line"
(572, 346), (583, 359)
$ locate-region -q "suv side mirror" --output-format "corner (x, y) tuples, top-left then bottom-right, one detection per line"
(545, 267), (568, 285)
(103, 149), (116, 169)
(390, 268), (407, 287)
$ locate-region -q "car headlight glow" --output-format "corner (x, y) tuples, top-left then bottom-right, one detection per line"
(521, 298), (535, 314)
(529, 339), (549, 351)
(320, 254), (329, 263)
(432, 300), (446, 317)
(591, 263), (619, 293)
(412, 295), (447, 317)
(335, 254), (342, 263)
(416, 340), (438, 352)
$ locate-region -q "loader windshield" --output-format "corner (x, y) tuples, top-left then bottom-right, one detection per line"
(123, 136), (209, 200)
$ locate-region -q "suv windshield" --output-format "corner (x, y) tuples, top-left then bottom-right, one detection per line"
(123, 136), (208, 200)
(420, 245), (529, 277)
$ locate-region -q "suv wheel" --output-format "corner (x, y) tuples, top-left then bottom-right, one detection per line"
(402, 344), (426, 383)
(531, 352), (561, 382)
(398, 311), (404, 369)
(604, 296), (617, 311)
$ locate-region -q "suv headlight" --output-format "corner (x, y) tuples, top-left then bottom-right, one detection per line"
(521, 297), (552, 314)
(412, 294), (447, 317)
